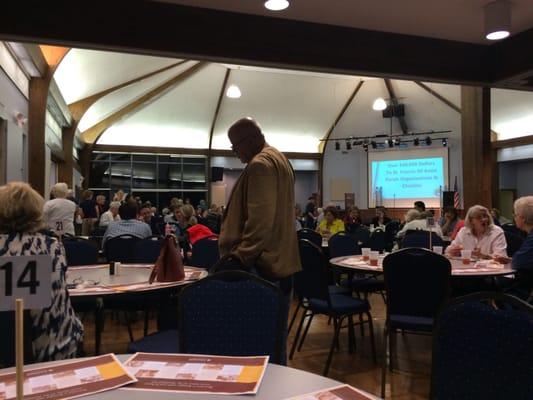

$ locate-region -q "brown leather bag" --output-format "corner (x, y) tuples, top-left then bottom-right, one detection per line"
(149, 235), (185, 283)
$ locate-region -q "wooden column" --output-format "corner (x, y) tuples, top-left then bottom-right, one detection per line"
(57, 125), (76, 186)
(461, 86), (497, 210)
(28, 78), (49, 195)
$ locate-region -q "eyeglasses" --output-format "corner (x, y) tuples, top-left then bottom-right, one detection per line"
(230, 136), (249, 152)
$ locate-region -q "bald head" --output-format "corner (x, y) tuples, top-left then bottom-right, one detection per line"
(228, 117), (266, 163)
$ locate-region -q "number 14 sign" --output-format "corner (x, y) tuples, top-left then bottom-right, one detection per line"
(0, 256), (51, 311)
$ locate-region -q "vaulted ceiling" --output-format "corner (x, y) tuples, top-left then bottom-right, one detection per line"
(52, 48), (533, 153)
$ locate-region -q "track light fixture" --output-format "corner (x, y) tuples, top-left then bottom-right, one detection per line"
(335, 141), (340, 151)
(363, 142), (369, 152)
(387, 138), (394, 148)
(413, 137), (420, 146)
(346, 140), (352, 150)
(425, 136), (432, 146)
(371, 141), (377, 149)
(442, 138), (448, 147)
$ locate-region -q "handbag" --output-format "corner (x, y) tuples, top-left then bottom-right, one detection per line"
(149, 235), (185, 283)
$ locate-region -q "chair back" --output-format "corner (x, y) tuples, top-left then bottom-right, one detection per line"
(189, 236), (220, 271)
(384, 220), (401, 250)
(297, 228), (322, 248)
(353, 226), (371, 247)
(402, 230), (444, 249)
(178, 270), (285, 363)
(368, 228), (386, 252)
(504, 231), (524, 257)
(105, 234), (140, 263)
(328, 232), (360, 258)
(132, 236), (163, 263)
(431, 292), (533, 400)
(383, 247), (451, 319)
(0, 310), (34, 368)
(294, 239), (330, 303)
(501, 223), (526, 238)
(63, 237), (98, 266)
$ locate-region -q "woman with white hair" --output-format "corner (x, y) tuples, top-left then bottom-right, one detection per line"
(445, 204), (507, 258)
(99, 201), (121, 227)
(43, 182), (77, 236)
(511, 196), (533, 271)
(397, 210), (443, 239)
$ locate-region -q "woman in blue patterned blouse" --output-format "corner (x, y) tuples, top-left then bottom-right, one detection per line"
(0, 182), (83, 361)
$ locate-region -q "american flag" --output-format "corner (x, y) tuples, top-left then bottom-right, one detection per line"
(453, 176), (460, 209)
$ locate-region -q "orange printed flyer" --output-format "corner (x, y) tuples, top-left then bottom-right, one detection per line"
(285, 384), (377, 400)
(0, 354), (136, 400)
(123, 352), (269, 395)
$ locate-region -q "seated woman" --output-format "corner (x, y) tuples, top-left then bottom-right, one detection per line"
(344, 206), (362, 234)
(316, 207), (345, 239)
(445, 204), (507, 258)
(371, 206), (391, 228)
(439, 207), (461, 237)
(0, 182), (83, 361)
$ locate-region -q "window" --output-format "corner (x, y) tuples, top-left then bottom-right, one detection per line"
(89, 152), (207, 210)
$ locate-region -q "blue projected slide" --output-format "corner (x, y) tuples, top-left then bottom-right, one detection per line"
(371, 157), (444, 199)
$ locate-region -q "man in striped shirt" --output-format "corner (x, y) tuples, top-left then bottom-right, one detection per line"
(102, 203), (152, 247)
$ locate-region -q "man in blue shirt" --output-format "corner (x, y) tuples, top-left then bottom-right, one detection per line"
(102, 203), (152, 247)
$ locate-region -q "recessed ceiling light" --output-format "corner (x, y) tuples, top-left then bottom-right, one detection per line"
(486, 30), (510, 40)
(226, 84), (241, 99)
(264, 0), (289, 11)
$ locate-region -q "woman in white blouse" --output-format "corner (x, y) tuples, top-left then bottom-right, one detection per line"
(445, 205), (507, 258)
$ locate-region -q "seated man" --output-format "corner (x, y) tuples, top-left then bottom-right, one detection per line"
(102, 203), (152, 246)
(99, 201), (121, 227)
(139, 203), (162, 236)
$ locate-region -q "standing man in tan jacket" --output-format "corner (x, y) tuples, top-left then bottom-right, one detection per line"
(219, 117), (301, 279)
(219, 117), (301, 364)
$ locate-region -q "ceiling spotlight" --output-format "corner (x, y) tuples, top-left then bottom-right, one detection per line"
(335, 141), (340, 151)
(264, 0), (289, 11)
(442, 138), (448, 147)
(226, 84), (241, 98)
(363, 143), (369, 152)
(425, 136), (432, 146)
(394, 138), (401, 146)
(371, 141), (377, 149)
(387, 138), (394, 148)
(346, 140), (352, 150)
(413, 137), (420, 146)
(485, 0), (511, 41)
(372, 97), (387, 111)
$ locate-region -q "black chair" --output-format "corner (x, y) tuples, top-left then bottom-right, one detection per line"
(501, 222), (526, 238)
(504, 230), (524, 257)
(352, 226), (371, 248)
(129, 271), (285, 364)
(368, 228), (386, 252)
(290, 239), (376, 376)
(104, 234), (141, 263)
(401, 230), (444, 249)
(0, 310), (34, 368)
(297, 228), (322, 248)
(381, 247), (451, 398)
(189, 236), (220, 271)
(328, 231), (360, 258)
(430, 292), (533, 400)
(384, 220), (401, 251)
(63, 237), (98, 266)
(132, 236), (163, 263)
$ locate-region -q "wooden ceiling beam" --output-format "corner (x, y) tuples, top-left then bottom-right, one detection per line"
(81, 61), (207, 144)
(321, 80), (365, 151)
(413, 81), (461, 113)
(68, 60), (187, 122)
(384, 78), (408, 134)
(491, 135), (533, 149)
(208, 68), (230, 150)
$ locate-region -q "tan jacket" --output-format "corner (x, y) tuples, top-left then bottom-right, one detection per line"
(219, 146), (301, 279)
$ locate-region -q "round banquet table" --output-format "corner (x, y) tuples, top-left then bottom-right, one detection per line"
(330, 255), (515, 278)
(66, 264), (208, 297)
(0, 355), (379, 400)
